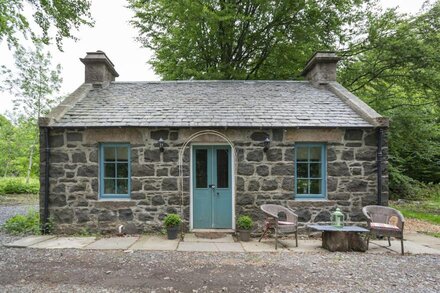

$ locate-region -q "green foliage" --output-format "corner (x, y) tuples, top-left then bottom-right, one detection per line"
(0, 116), (40, 177)
(129, 0), (373, 80)
(0, 0), (93, 50)
(339, 2), (440, 197)
(392, 190), (440, 225)
(163, 214), (181, 228)
(3, 210), (40, 235)
(0, 45), (62, 180)
(0, 177), (39, 195)
(237, 215), (253, 230)
(7, 44), (63, 119)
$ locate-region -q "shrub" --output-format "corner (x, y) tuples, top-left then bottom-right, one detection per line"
(0, 177), (39, 195)
(3, 210), (40, 235)
(163, 214), (181, 228)
(237, 215), (253, 230)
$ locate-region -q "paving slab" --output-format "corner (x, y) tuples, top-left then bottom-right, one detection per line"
(84, 237), (139, 250)
(4, 235), (55, 248)
(130, 235), (178, 251)
(31, 237), (96, 249)
(405, 232), (440, 248)
(215, 242), (244, 252)
(240, 239), (289, 252)
(184, 233), (234, 243)
(177, 242), (218, 252)
(368, 239), (440, 255)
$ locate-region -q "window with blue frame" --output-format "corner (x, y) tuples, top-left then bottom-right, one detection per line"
(295, 143), (326, 199)
(100, 144), (131, 199)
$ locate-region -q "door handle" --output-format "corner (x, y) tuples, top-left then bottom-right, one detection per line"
(209, 184), (216, 189)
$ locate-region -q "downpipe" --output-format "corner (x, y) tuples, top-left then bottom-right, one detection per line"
(376, 128), (383, 205)
(42, 127), (50, 234)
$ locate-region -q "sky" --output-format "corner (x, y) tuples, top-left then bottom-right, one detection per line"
(0, 0), (427, 114)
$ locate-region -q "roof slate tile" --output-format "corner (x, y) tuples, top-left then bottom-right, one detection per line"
(51, 81), (373, 128)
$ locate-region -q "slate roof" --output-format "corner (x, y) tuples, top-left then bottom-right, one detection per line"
(51, 81), (374, 128)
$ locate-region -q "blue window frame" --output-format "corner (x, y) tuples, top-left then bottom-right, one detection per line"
(99, 143), (131, 199)
(295, 143), (326, 199)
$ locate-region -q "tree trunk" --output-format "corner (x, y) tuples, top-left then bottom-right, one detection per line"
(322, 231), (368, 252)
(25, 133), (38, 184)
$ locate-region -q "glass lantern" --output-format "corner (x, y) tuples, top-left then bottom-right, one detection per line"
(331, 208), (345, 228)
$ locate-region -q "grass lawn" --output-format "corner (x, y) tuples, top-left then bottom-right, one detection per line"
(0, 193), (39, 205)
(391, 194), (440, 237)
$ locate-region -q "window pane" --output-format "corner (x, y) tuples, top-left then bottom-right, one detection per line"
(297, 147), (308, 161)
(104, 147), (116, 161)
(217, 149), (229, 188)
(104, 179), (115, 194)
(196, 149), (208, 188)
(117, 147), (128, 161)
(104, 163), (115, 178)
(117, 163), (129, 178)
(310, 147), (321, 162)
(297, 179), (308, 194)
(310, 163), (321, 178)
(116, 179), (128, 194)
(297, 163), (308, 178)
(310, 179), (322, 194)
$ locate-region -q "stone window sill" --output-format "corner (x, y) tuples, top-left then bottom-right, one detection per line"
(295, 198), (328, 202)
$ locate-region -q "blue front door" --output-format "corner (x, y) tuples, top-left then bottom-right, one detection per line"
(193, 145), (232, 229)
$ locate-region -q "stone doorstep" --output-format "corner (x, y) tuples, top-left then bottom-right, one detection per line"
(184, 233), (235, 243)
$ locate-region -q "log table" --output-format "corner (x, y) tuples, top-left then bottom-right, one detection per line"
(308, 225), (369, 252)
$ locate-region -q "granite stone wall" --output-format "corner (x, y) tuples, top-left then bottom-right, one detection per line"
(39, 127), (388, 234)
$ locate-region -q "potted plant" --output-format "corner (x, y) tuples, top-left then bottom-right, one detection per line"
(163, 214), (181, 240)
(237, 215), (253, 242)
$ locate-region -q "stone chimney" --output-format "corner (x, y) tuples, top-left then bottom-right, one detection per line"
(302, 51), (341, 85)
(80, 51), (119, 86)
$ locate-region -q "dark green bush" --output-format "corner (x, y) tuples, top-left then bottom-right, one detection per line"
(163, 214), (181, 228)
(0, 177), (39, 194)
(3, 210), (40, 235)
(390, 165), (440, 200)
(237, 215), (253, 230)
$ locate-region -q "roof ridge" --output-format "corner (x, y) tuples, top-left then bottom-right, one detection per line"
(111, 80), (310, 84)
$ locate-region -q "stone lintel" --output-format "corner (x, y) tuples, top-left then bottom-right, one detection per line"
(83, 128), (144, 144)
(285, 128), (344, 143)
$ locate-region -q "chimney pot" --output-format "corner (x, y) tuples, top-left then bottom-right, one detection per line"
(80, 51), (119, 86)
(302, 51), (340, 84)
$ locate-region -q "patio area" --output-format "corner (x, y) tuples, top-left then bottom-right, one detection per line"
(4, 231), (440, 255)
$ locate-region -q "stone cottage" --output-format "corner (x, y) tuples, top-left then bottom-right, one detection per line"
(39, 51), (388, 234)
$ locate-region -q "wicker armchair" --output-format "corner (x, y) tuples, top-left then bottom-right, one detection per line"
(362, 205), (405, 255)
(258, 204), (298, 249)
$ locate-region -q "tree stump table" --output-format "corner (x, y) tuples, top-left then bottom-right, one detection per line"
(308, 225), (369, 252)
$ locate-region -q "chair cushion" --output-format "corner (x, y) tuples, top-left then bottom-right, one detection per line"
(278, 220), (296, 226)
(370, 222), (400, 231)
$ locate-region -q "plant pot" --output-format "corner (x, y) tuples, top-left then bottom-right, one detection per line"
(238, 230), (251, 242)
(167, 226), (179, 240)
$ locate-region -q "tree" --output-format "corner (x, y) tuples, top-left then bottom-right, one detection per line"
(0, 0), (93, 50)
(338, 2), (440, 195)
(129, 0), (374, 80)
(4, 44), (62, 182)
(0, 115), (16, 176)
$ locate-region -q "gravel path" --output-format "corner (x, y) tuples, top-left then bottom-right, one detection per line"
(0, 233), (439, 292)
(0, 205), (38, 225)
